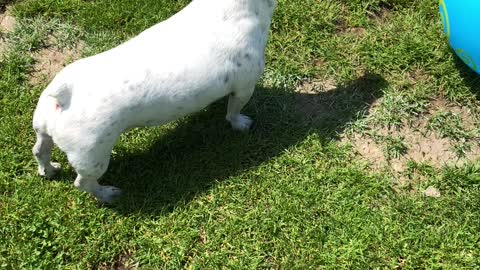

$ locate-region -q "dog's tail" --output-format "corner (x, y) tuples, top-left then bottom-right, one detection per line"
(47, 82), (73, 111)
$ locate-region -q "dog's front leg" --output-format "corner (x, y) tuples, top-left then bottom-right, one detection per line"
(226, 86), (255, 131)
(74, 174), (121, 204)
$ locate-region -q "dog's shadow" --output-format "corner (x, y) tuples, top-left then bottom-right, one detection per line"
(104, 73), (387, 215)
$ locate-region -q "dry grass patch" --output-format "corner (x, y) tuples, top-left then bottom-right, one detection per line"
(29, 39), (84, 85)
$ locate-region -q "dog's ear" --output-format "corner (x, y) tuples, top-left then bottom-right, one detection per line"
(48, 83), (72, 110)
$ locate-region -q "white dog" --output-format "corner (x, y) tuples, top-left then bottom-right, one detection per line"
(32, 0), (276, 203)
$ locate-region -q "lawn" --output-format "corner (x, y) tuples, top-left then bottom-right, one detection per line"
(1, 0), (479, 269)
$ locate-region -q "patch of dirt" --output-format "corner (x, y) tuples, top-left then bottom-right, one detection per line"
(338, 27), (366, 37)
(294, 78), (338, 123)
(334, 7), (366, 38)
(0, 8), (15, 32)
(343, 97), (480, 185)
(312, 58), (325, 68)
(348, 27), (366, 36)
(29, 41), (84, 85)
(424, 186), (441, 198)
(96, 252), (137, 270)
(406, 69), (433, 85)
(369, 5), (392, 23)
(348, 125), (470, 172)
(295, 74), (387, 131)
(342, 98), (480, 186)
(296, 78), (337, 94)
(0, 7), (16, 55)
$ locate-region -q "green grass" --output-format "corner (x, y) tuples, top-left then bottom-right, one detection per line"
(1, 0), (480, 268)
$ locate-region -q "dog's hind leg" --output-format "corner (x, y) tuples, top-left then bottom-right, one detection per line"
(32, 131), (61, 178)
(69, 146), (121, 204)
(226, 86), (255, 131)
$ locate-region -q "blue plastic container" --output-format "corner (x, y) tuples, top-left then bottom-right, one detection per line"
(439, 0), (480, 74)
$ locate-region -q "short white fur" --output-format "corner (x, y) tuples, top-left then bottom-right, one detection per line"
(32, 0), (276, 203)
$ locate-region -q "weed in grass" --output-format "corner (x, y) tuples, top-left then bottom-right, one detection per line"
(8, 16), (83, 51)
(374, 89), (431, 128)
(378, 135), (408, 160)
(405, 160), (437, 179)
(6, 17), (51, 52)
(427, 111), (476, 157)
(427, 111), (473, 141)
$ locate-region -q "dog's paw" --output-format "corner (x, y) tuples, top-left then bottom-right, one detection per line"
(95, 186), (122, 204)
(230, 114), (253, 131)
(38, 162), (62, 179)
